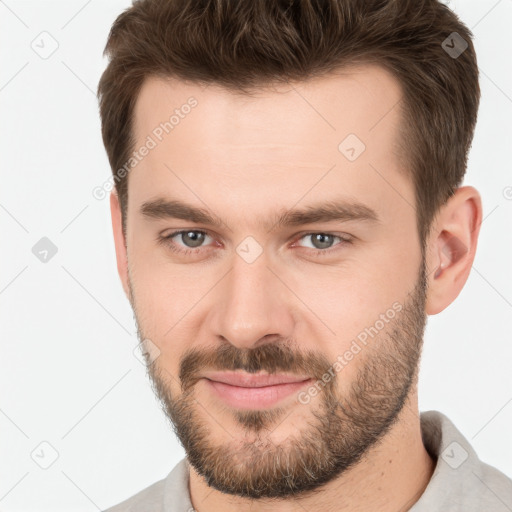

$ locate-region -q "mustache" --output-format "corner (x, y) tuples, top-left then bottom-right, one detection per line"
(179, 341), (334, 393)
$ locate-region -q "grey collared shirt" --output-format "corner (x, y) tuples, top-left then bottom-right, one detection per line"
(104, 410), (512, 511)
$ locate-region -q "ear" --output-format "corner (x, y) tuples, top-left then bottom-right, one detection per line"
(110, 189), (130, 301)
(425, 186), (483, 315)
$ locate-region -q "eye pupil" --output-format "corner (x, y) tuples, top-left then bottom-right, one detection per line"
(182, 231), (205, 247)
(311, 233), (333, 249)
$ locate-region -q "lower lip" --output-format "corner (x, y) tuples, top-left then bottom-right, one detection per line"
(204, 378), (312, 409)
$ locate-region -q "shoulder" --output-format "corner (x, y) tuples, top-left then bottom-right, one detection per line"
(414, 410), (512, 511)
(103, 477), (167, 512)
(474, 458), (512, 509)
(102, 457), (191, 512)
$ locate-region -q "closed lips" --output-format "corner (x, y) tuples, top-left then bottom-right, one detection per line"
(203, 372), (312, 388)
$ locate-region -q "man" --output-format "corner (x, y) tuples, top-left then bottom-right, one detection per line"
(98, 0), (512, 510)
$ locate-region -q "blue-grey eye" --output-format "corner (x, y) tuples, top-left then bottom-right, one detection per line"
(299, 233), (340, 250)
(175, 230), (209, 248)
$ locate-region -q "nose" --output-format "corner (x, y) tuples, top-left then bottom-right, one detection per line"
(210, 251), (296, 350)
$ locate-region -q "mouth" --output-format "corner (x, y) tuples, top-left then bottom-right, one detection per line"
(202, 371), (312, 409)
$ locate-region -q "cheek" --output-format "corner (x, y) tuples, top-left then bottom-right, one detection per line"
(132, 270), (194, 336)
(129, 250), (218, 362)
(130, 273), (188, 384)
(282, 251), (403, 338)
(283, 246), (414, 373)
(128, 250), (179, 334)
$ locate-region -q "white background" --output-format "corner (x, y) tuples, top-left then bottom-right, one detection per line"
(1, 0), (511, 510)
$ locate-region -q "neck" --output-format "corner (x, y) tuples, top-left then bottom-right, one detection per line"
(188, 389), (435, 512)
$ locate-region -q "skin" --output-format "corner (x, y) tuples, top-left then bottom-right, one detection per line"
(110, 64), (482, 511)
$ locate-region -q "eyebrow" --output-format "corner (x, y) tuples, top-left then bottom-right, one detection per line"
(140, 197), (380, 232)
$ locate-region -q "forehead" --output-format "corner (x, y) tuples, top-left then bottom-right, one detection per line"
(133, 63), (403, 148)
(128, 64), (411, 228)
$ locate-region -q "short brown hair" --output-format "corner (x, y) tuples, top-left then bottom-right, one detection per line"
(98, 0), (480, 252)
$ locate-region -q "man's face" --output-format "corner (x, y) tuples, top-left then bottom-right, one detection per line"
(120, 64), (428, 498)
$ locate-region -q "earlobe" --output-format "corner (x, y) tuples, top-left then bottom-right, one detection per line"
(110, 190), (130, 300)
(425, 186), (482, 315)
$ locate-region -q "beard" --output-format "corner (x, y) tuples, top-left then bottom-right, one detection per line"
(129, 256), (428, 500)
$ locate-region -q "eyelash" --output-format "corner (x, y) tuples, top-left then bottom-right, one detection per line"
(157, 230), (353, 258)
